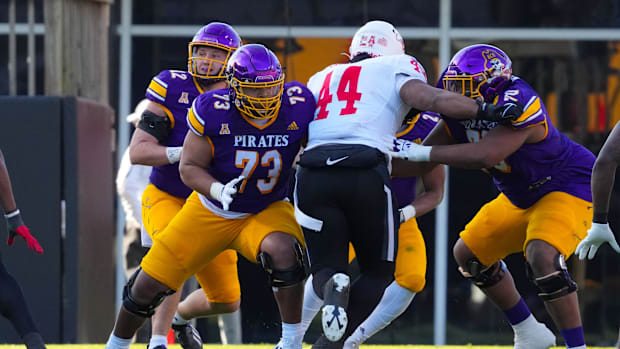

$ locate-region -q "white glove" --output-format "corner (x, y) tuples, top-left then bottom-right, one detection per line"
(166, 146), (183, 164)
(391, 140), (431, 162)
(398, 204), (416, 223)
(575, 222), (620, 260)
(209, 175), (245, 211)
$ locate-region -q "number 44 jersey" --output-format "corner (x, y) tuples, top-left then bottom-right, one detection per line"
(305, 54), (428, 154)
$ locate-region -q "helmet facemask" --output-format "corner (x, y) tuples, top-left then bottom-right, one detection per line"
(188, 42), (236, 80)
(229, 76), (285, 120)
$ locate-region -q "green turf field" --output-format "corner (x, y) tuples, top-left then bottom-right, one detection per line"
(0, 345), (614, 349)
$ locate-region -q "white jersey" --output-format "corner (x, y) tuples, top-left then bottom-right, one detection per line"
(305, 54), (427, 154)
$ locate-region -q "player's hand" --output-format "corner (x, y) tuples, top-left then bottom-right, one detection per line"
(398, 204), (416, 223)
(210, 176), (245, 211)
(476, 100), (523, 124)
(5, 210), (44, 254)
(575, 222), (620, 260)
(390, 140), (431, 162)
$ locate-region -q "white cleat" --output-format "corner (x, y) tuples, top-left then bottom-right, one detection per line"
(321, 273), (351, 342)
(514, 321), (556, 349)
(274, 338), (302, 349)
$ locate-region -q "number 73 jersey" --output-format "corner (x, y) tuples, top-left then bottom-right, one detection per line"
(187, 81), (316, 214)
(305, 54), (427, 154)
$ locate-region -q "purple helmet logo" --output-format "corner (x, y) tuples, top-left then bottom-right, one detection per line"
(226, 44), (285, 120)
(442, 44), (512, 100)
(187, 22), (241, 80)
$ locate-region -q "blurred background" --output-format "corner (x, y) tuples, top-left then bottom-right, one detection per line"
(0, 0), (619, 346)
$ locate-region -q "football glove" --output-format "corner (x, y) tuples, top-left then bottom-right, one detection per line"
(5, 209), (43, 254)
(575, 222), (620, 260)
(390, 140), (431, 162)
(476, 100), (523, 124)
(209, 175), (245, 211)
(398, 204), (416, 223)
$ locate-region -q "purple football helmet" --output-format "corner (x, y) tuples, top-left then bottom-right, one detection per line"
(226, 44), (284, 119)
(187, 22), (241, 80)
(442, 44), (513, 100)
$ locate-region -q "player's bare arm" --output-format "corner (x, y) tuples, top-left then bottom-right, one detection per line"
(0, 149), (17, 212)
(178, 131), (216, 198)
(412, 164), (445, 217)
(400, 79), (477, 119)
(400, 79), (522, 123)
(429, 123), (543, 169)
(129, 101), (180, 166)
(591, 122), (620, 221)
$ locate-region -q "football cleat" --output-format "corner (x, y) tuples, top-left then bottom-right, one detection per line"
(513, 321), (556, 349)
(172, 322), (203, 349)
(321, 273), (350, 342)
(273, 337), (302, 349)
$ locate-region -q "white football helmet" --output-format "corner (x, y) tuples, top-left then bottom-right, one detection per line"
(349, 20), (405, 58)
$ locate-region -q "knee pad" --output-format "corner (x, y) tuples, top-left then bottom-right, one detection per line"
(122, 268), (175, 318)
(258, 241), (309, 288)
(459, 258), (506, 288)
(525, 254), (577, 301)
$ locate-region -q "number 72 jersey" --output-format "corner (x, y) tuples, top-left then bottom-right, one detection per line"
(305, 54), (427, 153)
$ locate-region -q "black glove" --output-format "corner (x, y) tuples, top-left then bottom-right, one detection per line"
(476, 100), (523, 123)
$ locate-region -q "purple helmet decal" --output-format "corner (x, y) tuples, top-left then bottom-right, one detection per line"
(226, 44), (285, 120)
(442, 44), (512, 100)
(187, 22), (241, 80)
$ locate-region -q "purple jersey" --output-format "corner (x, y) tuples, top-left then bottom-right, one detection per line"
(145, 70), (206, 198)
(187, 81), (316, 213)
(443, 77), (594, 208)
(392, 112), (440, 208)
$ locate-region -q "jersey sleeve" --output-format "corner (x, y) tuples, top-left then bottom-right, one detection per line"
(393, 54), (428, 92)
(505, 81), (547, 130)
(285, 81), (317, 135)
(187, 93), (210, 136)
(145, 70), (173, 104)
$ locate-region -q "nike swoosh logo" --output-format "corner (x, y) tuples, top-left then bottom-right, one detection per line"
(326, 156), (349, 166)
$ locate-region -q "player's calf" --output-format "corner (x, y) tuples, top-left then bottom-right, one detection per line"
(122, 268), (175, 318)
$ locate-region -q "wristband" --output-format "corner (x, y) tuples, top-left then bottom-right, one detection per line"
(209, 182), (224, 202)
(165, 146), (183, 164)
(592, 212), (608, 224)
(4, 209), (20, 219)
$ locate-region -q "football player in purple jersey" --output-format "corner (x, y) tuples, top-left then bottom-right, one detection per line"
(393, 44), (595, 349)
(575, 121), (620, 349)
(106, 23), (242, 349)
(106, 44), (316, 349)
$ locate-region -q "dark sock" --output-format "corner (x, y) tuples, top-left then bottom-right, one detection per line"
(22, 332), (46, 349)
(560, 326), (586, 348)
(503, 298), (532, 325)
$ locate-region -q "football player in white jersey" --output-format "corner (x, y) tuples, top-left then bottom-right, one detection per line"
(294, 20), (525, 346)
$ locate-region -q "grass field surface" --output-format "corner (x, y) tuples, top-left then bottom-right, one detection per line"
(0, 345), (615, 349)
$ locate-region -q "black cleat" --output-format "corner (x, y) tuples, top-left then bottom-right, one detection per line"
(172, 322), (203, 349)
